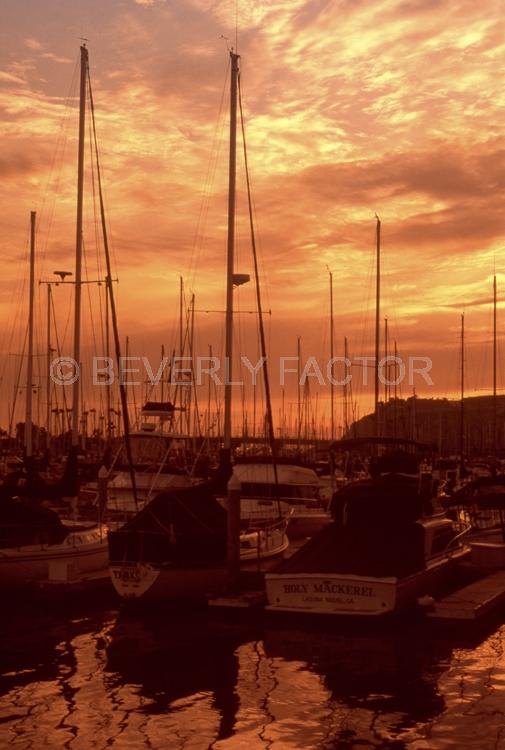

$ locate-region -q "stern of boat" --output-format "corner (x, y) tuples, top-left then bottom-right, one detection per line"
(265, 572), (398, 616)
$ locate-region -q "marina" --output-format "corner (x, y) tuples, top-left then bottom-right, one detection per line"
(1, 1), (505, 748)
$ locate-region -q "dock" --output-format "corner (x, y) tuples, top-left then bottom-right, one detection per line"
(208, 590), (266, 610)
(207, 567), (505, 623)
(427, 570), (505, 621)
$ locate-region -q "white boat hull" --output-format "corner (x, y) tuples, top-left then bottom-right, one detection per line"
(110, 523), (290, 600)
(107, 472), (195, 514)
(265, 549), (468, 616)
(238, 497), (330, 540)
(240, 528), (289, 561)
(266, 572), (398, 615)
(110, 562), (228, 600)
(0, 525), (109, 588)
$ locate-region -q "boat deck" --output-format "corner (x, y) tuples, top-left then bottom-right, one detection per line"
(427, 570), (505, 620)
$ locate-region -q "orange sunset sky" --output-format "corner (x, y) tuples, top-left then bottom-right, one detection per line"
(0, 0), (504, 435)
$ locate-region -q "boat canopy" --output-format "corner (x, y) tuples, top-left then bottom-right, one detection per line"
(108, 481), (227, 566)
(232, 463), (319, 486)
(0, 496), (68, 548)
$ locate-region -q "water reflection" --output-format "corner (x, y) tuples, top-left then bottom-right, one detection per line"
(105, 608), (246, 744)
(0, 600), (504, 749)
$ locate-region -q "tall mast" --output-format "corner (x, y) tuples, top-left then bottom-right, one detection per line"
(297, 335), (301, 446)
(46, 283), (52, 441)
(374, 215), (381, 438)
(223, 50), (239, 452)
(105, 282), (111, 437)
(179, 276), (183, 361)
(173, 275), (184, 424)
(207, 343), (212, 438)
(71, 44), (88, 447)
(393, 339), (398, 439)
(460, 312), (465, 472)
(384, 316), (388, 407)
(239, 70), (281, 504)
(343, 336), (349, 436)
(493, 275), (497, 457)
(329, 269), (335, 441)
(188, 294), (196, 439)
(87, 51), (138, 506)
(160, 344), (164, 402)
(25, 210), (36, 458)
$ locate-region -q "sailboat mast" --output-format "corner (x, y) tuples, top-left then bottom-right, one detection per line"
(46, 283), (52, 440)
(87, 53), (138, 506)
(329, 269), (335, 441)
(25, 210), (36, 458)
(71, 44), (88, 447)
(460, 312), (465, 471)
(384, 316), (388, 408)
(223, 50), (239, 452)
(493, 275), (497, 456)
(343, 336), (349, 436)
(393, 339), (398, 439)
(297, 336), (301, 446)
(374, 215), (381, 439)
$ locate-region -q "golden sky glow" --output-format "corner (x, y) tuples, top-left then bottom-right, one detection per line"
(0, 0), (504, 432)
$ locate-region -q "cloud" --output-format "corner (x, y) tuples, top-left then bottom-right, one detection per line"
(23, 38), (43, 51)
(0, 0), (504, 425)
(0, 71), (26, 85)
(41, 52), (72, 64)
(298, 145), (505, 205)
(0, 149), (48, 178)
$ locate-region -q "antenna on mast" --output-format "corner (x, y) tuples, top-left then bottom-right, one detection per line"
(235, 0), (238, 51)
(219, 34), (231, 52)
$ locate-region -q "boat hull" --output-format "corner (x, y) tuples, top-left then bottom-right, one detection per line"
(286, 511), (330, 540)
(238, 498), (330, 540)
(266, 572), (397, 615)
(0, 526), (108, 588)
(265, 550), (468, 616)
(110, 562), (228, 600)
(110, 527), (290, 600)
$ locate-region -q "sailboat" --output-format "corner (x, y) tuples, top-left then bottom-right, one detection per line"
(0, 46), (111, 588)
(441, 278), (505, 560)
(108, 49), (290, 600)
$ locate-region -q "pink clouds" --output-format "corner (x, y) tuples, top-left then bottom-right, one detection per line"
(0, 0), (503, 429)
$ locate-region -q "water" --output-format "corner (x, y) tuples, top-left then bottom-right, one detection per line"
(1, 599), (504, 749)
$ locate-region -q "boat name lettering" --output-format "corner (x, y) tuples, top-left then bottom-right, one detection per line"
(113, 568), (140, 582)
(283, 583), (309, 594)
(313, 582), (374, 597)
(283, 582), (374, 597)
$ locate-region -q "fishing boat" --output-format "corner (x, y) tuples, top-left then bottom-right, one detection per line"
(224, 459), (329, 539)
(105, 402), (200, 516)
(265, 441), (471, 616)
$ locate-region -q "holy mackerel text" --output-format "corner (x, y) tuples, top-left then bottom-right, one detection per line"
(283, 582), (375, 597)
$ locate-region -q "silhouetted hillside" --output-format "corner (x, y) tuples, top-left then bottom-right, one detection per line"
(349, 395), (505, 457)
